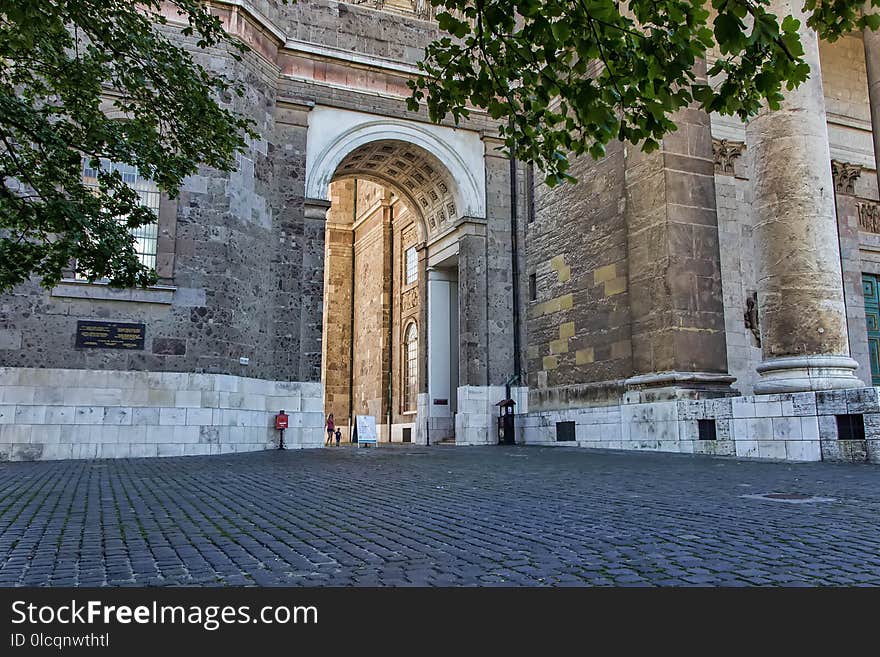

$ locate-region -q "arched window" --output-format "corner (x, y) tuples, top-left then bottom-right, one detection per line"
(403, 322), (418, 413)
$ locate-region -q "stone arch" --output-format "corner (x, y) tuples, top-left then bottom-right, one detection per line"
(305, 107), (486, 240)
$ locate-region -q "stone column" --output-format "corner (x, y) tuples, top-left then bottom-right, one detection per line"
(427, 267), (455, 414)
(425, 266), (456, 442)
(865, 9), (880, 191)
(301, 198), (331, 383)
(416, 243), (429, 396)
(746, 0), (862, 393)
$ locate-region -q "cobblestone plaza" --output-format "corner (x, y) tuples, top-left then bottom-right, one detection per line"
(2, 446), (879, 587)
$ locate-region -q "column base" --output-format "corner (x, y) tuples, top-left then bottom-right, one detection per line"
(754, 356), (863, 394)
(623, 371), (737, 402)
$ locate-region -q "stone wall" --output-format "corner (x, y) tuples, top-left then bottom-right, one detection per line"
(352, 198), (390, 423)
(391, 205), (420, 428)
(0, 368), (323, 461)
(0, 40), (287, 380)
(712, 138), (762, 395)
(525, 142), (630, 395)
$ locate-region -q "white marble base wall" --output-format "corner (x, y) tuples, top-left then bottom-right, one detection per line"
(454, 385), (528, 445)
(520, 387), (880, 463)
(389, 422), (416, 443)
(0, 368), (325, 461)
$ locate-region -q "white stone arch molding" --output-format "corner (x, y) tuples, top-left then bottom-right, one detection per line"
(305, 106), (487, 220)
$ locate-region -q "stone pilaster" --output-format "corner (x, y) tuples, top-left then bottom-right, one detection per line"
(458, 231), (489, 387)
(321, 181), (356, 428)
(413, 241), (430, 444)
(416, 241), (429, 395)
(625, 60), (733, 396)
(301, 198), (331, 383)
(745, 0), (861, 393)
(865, 9), (880, 191)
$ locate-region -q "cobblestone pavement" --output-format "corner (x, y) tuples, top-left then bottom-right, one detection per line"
(2, 445), (880, 586)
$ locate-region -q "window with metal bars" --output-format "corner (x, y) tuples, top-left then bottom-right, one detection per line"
(836, 414), (865, 441)
(80, 158), (160, 275)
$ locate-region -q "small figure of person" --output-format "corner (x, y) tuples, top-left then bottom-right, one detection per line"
(335, 427), (342, 447)
(326, 414), (335, 446)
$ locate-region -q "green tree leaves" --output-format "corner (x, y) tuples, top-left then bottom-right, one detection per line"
(409, 0), (878, 186)
(0, 0), (257, 291)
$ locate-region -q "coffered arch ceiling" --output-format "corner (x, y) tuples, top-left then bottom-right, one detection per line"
(332, 140), (458, 236)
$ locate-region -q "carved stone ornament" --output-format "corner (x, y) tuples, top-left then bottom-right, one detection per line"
(831, 160), (862, 195)
(712, 138), (746, 175)
(858, 201), (880, 234)
(411, 0), (435, 19)
(401, 287), (419, 313)
(744, 290), (761, 346)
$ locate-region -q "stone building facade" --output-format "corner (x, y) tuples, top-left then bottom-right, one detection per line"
(1, 0), (879, 463)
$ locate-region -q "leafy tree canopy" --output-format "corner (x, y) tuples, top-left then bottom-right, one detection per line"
(0, 0), (254, 292)
(409, 0), (880, 186)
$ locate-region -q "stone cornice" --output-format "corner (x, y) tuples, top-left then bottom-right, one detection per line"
(282, 39), (422, 76)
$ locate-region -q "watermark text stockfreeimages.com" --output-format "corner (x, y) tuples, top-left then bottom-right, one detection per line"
(11, 600), (318, 632)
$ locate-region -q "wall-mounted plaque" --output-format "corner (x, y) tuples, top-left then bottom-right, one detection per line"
(433, 399), (448, 405)
(75, 321), (145, 350)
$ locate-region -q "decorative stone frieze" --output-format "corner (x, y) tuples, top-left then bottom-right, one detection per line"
(343, 0), (435, 20)
(401, 287), (418, 313)
(858, 201), (880, 233)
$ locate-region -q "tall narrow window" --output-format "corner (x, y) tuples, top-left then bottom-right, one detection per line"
(403, 322), (418, 412)
(405, 246), (418, 285)
(81, 158), (160, 271)
(529, 273), (537, 301)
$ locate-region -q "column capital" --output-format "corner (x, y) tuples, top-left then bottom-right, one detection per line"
(303, 198), (331, 221)
(831, 159), (863, 195)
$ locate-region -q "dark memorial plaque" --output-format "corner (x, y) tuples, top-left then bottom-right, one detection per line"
(75, 320), (145, 350)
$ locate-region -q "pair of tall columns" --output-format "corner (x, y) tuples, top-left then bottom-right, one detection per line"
(746, 0), (876, 393)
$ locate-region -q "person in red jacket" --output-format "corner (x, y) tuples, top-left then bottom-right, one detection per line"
(325, 414), (335, 446)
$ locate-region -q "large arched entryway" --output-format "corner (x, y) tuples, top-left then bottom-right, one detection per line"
(305, 107), (494, 445)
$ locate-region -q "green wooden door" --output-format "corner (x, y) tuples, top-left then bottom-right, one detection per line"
(863, 274), (880, 385)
